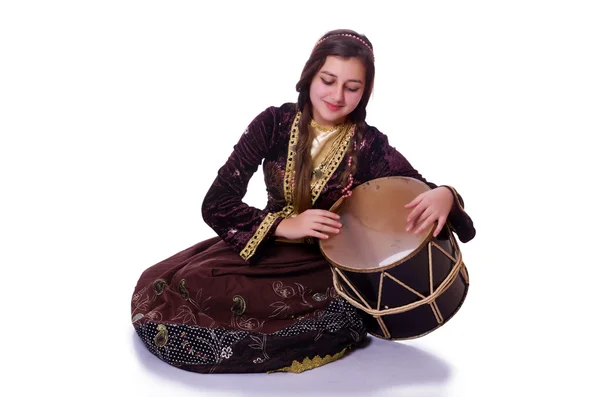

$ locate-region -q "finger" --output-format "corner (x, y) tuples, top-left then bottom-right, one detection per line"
(414, 207), (433, 226)
(433, 216), (447, 237)
(406, 204), (427, 229)
(306, 211), (342, 227)
(309, 209), (341, 219)
(414, 213), (436, 235)
(317, 217), (343, 228)
(404, 194), (423, 209)
(314, 223), (341, 234)
(309, 230), (331, 239)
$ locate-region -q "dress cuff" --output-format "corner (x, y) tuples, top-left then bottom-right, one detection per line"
(240, 213), (284, 261)
(440, 185), (476, 243)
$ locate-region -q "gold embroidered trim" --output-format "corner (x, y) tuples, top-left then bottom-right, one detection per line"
(283, 111), (354, 209)
(310, 124), (355, 205)
(240, 111), (353, 260)
(279, 205), (295, 219)
(445, 185), (466, 212)
(283, 112), (301, 205)
(268, 346), (349, 373)
(240, 212), (280, 260)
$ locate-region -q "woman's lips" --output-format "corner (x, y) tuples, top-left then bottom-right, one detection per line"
(325, 101), (343, 111)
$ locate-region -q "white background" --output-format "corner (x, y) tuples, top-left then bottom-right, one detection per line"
(1, 1), (598, 396)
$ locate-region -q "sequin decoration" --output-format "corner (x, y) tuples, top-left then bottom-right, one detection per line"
(153, 279), (167, 295)
(231, 295), (247, 316)
(154, 324), (168, 348)
(178, 279), (189, 300)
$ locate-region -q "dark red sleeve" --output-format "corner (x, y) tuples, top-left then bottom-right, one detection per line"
(201, 107), (284, 261)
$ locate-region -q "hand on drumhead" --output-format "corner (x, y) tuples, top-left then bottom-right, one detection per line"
(274, 209), (342, 240)
(404, 187), (454, 237)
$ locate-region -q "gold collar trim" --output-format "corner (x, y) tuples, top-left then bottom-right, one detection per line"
(310, 119), (348, 134)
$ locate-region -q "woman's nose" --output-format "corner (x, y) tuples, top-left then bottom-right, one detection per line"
(331, 86), (344, 103)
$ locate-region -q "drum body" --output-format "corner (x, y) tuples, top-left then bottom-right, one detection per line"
(319, 176), (470, 340)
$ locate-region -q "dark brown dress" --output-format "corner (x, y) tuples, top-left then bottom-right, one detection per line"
(131, 103), (476, 373)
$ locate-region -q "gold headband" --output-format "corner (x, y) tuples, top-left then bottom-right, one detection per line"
(312, 33), (374, 58)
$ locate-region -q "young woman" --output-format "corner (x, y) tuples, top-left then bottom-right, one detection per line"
(131, 29), (476, 374)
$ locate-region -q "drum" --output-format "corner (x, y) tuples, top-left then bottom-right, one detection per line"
(319, 176), (469, 340)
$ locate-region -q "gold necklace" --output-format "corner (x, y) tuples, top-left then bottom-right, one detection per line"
(310, 119), (345, 134)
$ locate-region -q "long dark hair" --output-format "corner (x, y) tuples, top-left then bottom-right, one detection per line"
(293, 29), (375, 214)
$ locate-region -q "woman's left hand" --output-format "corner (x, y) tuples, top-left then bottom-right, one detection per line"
(404, 187), (454, 237)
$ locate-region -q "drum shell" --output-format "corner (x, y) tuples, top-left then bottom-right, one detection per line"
(333, 235), (469, 340)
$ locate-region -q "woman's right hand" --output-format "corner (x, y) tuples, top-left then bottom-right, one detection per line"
(274, 209), (342, 240)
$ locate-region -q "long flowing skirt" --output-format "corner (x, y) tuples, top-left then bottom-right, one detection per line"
(131, 237), (367, 373)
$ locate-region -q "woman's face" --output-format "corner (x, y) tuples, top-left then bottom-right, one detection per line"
(309, 56), (367, 127)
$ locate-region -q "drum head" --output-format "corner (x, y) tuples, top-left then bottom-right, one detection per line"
(319, 176), (434, 272)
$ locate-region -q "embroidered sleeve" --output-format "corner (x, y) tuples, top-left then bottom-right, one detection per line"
(201, 107), (284, 261)
(358, 128), (476, 243)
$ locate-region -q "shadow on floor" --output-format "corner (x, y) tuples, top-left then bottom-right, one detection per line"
(132, 330), (452, 396)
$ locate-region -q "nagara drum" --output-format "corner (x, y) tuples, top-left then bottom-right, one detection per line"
(319, 176), (470, 340)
